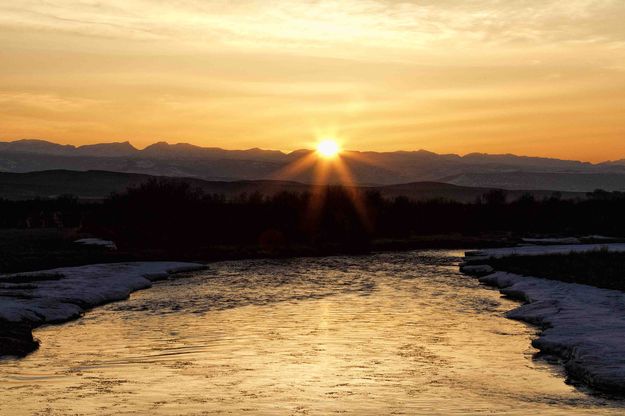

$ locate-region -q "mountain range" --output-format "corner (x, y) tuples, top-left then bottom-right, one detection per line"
(1, 139), (625, 192)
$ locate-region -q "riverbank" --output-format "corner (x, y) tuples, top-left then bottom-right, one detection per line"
(461, 244), (625, 394)
(0, 262), (205, 357)
(489, 250), (625, 292)
(0, 228), (517, 274)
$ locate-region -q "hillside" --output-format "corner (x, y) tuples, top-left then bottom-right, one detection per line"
(0, 170), (584, 202)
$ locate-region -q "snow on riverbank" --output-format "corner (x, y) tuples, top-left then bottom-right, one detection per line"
(0, 262), (205, 325)
(521, 237), (581, 244)
(476, 271), (625, 393)
(461, 242), (625, 393)
(466, 243), (625, 261)
(74, 238), (117, 249)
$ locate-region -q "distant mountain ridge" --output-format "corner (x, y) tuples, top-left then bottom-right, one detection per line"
(0, 139), (287, 161)
(1, 139), (624, 191)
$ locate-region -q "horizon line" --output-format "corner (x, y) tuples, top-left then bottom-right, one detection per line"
(1, 137), (621, 165)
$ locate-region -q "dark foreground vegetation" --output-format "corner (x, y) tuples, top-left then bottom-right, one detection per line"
(1, 181), (625, 273)
(0, 229), (125, 273)
(491, 250), (625, 292)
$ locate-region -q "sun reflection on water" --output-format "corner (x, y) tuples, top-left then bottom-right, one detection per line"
(1, 251), (623, 415)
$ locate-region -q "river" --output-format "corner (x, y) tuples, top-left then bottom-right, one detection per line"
(1, 250), (623, 415)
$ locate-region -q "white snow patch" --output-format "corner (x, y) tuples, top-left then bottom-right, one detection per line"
(477, 271), (625, 393)
(583, 235), (620, 241)
(74, 238), (117, 250)
(466, 243), (625, 259)
(521, 237), (580, 244)
(0, 262), (205, 324)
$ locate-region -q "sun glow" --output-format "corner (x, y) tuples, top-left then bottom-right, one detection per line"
(316, 139), (341, 159)
(270, 135), (376, 230)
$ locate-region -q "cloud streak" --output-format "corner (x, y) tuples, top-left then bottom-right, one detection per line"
(3, 1), (625, 50)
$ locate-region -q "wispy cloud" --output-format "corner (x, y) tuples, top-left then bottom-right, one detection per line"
(3, 1), (625, 52)
(0, 1), (624, 160)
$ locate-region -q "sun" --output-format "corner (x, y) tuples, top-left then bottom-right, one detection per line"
(316, 139), (341, 159)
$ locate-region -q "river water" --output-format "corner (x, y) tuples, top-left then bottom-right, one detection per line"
(1, 250), (624, 415)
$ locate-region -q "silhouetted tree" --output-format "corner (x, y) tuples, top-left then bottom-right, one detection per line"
(5, 183), (625, 254)
(482, 189), (508, 205)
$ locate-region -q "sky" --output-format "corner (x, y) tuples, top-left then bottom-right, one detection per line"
(1, 0), (624, 162)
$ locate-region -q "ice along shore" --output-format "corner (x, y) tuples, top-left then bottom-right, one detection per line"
(0, 262), (205, 357)
(461, 243), (625, 394)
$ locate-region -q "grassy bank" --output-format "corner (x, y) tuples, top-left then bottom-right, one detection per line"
(490, 249), (625, 292)
(0, 228), (516, 274)
(0, 229), (128, 274)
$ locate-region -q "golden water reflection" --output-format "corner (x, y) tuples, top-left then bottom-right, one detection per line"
(1, 251), (624, 415)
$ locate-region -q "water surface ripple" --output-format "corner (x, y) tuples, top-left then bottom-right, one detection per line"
(1, 250), (624, 415)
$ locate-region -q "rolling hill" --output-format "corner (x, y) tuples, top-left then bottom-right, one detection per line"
(0, 170), (584, 202)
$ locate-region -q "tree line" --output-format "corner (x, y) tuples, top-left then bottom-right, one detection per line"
(2, 180), (625, 251)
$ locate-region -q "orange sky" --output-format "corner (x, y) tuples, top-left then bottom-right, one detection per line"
(1, 1), (625, 162)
